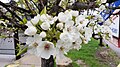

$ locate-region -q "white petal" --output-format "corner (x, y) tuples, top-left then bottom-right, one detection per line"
(101, 0), (107, 3)
(25, 21), (33, 26)
(58, 12), (68, 22)
(40, 50), (51, 59)
(34, 34), (42, 43)
(70, 10), (79, 17)
(31, 18), (39, 25)
(24, 26), (37, 35)
(98, 5), (106, 12)
(37, 41), (55, 59)
(56, 23), (63, 30)
(41, 22), (50, 30)
(40, 31), (46, 38)
(40, 14), (48, 22)
(26, 37), (34, 44)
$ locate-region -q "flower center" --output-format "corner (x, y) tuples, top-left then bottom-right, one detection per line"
(44, 44), (50, 50)
(80, 21), (83, 24)
(72, 42), (76, 45)
(67, 27), (71, 32)
(60, 47), (64, 51)
(33, 42), (38, 47)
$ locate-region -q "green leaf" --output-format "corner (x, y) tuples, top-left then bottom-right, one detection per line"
(40, 6), (47, 15)
(17, 47), (28, 56)
(23, 18), (27, 24)
(96, 0), (101, 6)
(86, 16), (94, 20)
(19, 18), (27, 24)
(17, 44), (21, 49)
(38, 20), (43, 25)
(19, 21), (24, 24)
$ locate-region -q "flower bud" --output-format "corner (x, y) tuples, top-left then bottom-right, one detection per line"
(41, 22), (50, 30)
(56, 23), (63, 30)
(40, 31), (46, 38)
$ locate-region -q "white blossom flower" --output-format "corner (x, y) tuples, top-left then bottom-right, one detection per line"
(41, 22), (50, 30)
(71, 32), (80, 42)
(60, 32), (73, 42)
(40, 14), (50, 22)
(1, 0), (10, 3)
(64, 26), (80, 42)
(98, 5), (106, 12)
(84, 27), (93, 41)
(101, 0), (107, 3)
(40, 14), (56, 23)
(64, 10), (72, 19)
(75, 15), (89, 27)
(49, 16), (58, 24)
(94, 25), (100, 34)
(76, 24), (83, 31)
(56, 40), (72, 54)
(37, 41), (55, 59)
(55, 47), (66, 58)
(58, 12), (68, 22)
(31, 14), (41, 25)
(79, 33), (88, 44)
(26, 34), (42, 55)
(71, 37), (82, 50)
(100, 25), (113, 40)
(56, 23), (64, 30)
(75, 15), (86, 23)
(40, 31), (46, 38)
(58, 11), (72, 23)
(25, 21), (33, 26)
(94, 14), (104, 22)
(65, 20), (74, 28)
(24, 26), (37, 35)
(69, 10), (79, 17)
(40, 14), (57, 25)
(22, 7), (114, 62)
(56, 40), (72, 65)
(69, 0), (75, 5)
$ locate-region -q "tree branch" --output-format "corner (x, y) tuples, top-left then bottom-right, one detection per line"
(0, 10), (27, 30)
(0, 1), (23, 22)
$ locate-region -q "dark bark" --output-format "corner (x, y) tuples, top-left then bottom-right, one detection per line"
(0, 1), (23, 22)
(14, 29), (21, 60)
(68, 1), (97, 10)
(0, 10), (27, 30)
(41, 55), (54, 67)
(99, 36), (104, 47)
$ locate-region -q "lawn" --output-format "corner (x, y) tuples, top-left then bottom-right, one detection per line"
(67, 38), (120, 67)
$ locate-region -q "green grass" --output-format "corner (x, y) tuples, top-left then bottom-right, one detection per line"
(67, 38), (108, 67)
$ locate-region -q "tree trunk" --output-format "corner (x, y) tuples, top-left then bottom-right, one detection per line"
(14, 29), (21, 60)
(41, 55), (54, 67)
(99, 35), (104, 47)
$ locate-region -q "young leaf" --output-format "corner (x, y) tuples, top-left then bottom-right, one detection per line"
(23, 18), (27, 24)
(40, 6), (47, 15)
(17, 47), (28, 56)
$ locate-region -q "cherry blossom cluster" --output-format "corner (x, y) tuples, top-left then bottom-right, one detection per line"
(24, 0), (112, 65)
(24, 10), (112, 65)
